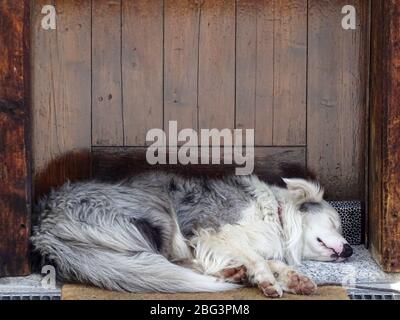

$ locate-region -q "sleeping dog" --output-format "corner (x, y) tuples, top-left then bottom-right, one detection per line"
(31, 168), (353, 298)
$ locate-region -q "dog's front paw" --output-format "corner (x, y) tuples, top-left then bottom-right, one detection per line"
(286, 271), (317, 295)
(258, 281), (283, 298)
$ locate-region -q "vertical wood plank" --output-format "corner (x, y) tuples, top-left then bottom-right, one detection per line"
(255, 0), (274, 146)
(369, 0), (383, 264)
(273, 0), (307, 145)
(198, 0), (235, 132)
(236, 0), (274, 146)
(369, 0), (400, 272)
(92, 0), (123, 146)
(307, 0), (368, 200)
(32, 0), (92, 196)
(122, 0), (163, 146)
(236, 0), (257, 137)
(164, 0), (199, 134)
(0, 0), (31, 276)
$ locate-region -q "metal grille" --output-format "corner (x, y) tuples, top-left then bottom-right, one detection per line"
(349, 293), (400, 300)
(2, 292), (399, 300)
(0, 293), (61, 300)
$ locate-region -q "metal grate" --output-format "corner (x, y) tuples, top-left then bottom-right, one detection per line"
(0, 293), (61, 300)
(349, 293), (400, 300)
(2, 292), (400, 300)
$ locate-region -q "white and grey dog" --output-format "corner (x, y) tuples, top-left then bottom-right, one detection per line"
(31, 168), (353, 298)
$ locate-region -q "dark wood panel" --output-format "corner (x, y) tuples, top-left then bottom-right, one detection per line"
(164, 0), (199, 134)
(369, 0), (383, 264)
(307, 0), (368, 200)
(0, 1), (31, 276)
(236, 0), (274, 146)
(32, 0), (92, 195)
(273, 0), (307, 145)
(198, 0), (235, 132)
(369, 0), (400, 272)
(122, 0), (163, 146)
(92, 146), (306, 181)
(92, 0), (123, 146)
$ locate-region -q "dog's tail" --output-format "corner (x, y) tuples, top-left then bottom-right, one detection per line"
(49, 245), (240, 293)
(32, 228), (239, 292)
(32, 192), (240, 293)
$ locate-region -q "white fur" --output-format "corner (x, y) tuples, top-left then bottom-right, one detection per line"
(185, 176), (349, 296)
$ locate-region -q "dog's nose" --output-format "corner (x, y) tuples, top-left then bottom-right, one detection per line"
(340, 244), (353, 258)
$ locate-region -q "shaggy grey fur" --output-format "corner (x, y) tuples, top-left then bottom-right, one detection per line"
(31, 171), (260, 292)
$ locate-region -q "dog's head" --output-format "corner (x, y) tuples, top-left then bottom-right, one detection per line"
(282, 178), (353, 263)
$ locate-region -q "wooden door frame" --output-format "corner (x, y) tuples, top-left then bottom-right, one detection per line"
(0, 0), (32, 276)
(0, 0), (399, 276)
(369, 0), (400, 272)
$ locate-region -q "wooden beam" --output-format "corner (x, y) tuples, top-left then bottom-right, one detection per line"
(92, 147), (306, 182)
(369, 0), (400, 272)
(0, 0), (31, 276)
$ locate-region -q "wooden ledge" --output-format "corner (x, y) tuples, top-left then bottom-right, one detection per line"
(62, 285), (349, 300)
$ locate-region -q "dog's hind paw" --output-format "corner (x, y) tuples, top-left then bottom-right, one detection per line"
(286, 271), (317, 295)
(220, 266), (248, 284)
(258, 281), (283, 298)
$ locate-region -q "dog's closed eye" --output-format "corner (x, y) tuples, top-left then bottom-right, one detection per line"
(299, 202), (321, 212)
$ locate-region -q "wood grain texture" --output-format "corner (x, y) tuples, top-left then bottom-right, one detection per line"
(92, 146), (305, 181)
(236, 0), (274, 146)
(369, 0), (383, 266)
(122, 0), (163, 146)
(198, 0), (235, 132)
(0, 1), (31, 276)
(62, 284), (349, 300)
(273, 0), (307, 145)
(369, 0), (400, 272)
(164, 0), (199, 134)
(0, 1), (29, 102)
(236, 0), (257, 136)
(32, 0), (91, 195)
(92, 0), (123, 146)
(255, 0), (274, 146)
(307, 0), (368, 200)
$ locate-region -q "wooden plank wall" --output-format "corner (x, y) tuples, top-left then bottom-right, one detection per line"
(32, 0), (369, 201)
(32, 0), (92, 197)
(308, 0), (368, 200)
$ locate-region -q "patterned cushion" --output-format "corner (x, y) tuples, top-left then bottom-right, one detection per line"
(328, 201), (363, 245)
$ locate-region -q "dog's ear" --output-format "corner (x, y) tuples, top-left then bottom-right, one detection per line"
(282, 178), (324, 204)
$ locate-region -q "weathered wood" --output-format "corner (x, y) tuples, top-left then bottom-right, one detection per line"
(307, 0), (368, 200)
(236, 0), (274, 146)
(254, 0), (274, 146)
(0, 1), (31, 276)
(164, 0), (199, 135)
(32, 0), (92, 197)
(273, 0), (307, 146)
(92, 146), (306, 181)
(236, 0), (257, 140)
(198, 0), (235, 132)
(369, 0), (400, 272)
(122, 0), (163, 146)
(92, 0), (123, 146)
